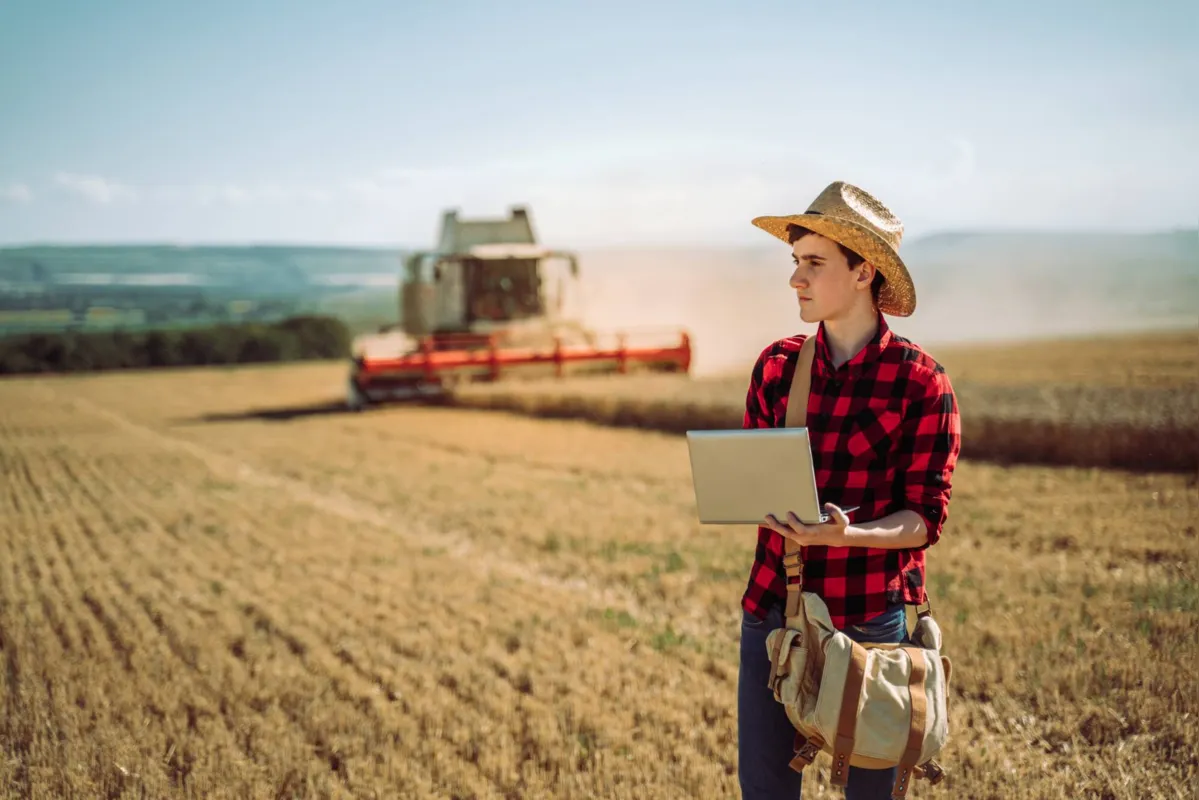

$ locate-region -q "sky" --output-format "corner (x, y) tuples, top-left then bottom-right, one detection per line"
(1, 0), (1196, 248)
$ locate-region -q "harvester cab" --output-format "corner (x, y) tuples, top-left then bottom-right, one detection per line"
(347, 206), (691, 409)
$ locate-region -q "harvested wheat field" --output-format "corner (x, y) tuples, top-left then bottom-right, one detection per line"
(449, 329), (1199, 472)
(0, 332), (1196, 799)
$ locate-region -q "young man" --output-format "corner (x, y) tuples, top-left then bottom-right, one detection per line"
(737, 181), (961, 800)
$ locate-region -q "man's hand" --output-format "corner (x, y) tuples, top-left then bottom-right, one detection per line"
(763, 503), (851, 548)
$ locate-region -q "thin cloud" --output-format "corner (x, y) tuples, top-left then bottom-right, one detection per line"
(344, 164), (493, 199)
(54, 172), (138, 204)
(50, 173), (335, 207)
(1, 183), (32, 203)
(168, 183), (331, 206)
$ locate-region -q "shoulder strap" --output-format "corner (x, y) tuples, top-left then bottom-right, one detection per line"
(781, 334), (816, 623)
(784, 334), (817, 429)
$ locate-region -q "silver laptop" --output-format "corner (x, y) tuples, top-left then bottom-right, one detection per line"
(685, 428), (856, 525)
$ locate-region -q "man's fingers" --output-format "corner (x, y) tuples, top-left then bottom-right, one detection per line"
(763, 514), (813, 547)
(765, 513), (816, 533)
(765, 515), (797, 539)
(823, 503), (849, 525)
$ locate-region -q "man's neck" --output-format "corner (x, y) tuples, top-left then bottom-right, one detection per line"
(822, 303), (879, 369)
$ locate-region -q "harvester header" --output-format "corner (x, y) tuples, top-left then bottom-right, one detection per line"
(347, 206), (691, 409)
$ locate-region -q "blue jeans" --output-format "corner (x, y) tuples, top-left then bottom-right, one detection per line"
(737, 601), (911, 799)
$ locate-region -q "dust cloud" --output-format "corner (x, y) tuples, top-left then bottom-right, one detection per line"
(571, 246), (1197, 379)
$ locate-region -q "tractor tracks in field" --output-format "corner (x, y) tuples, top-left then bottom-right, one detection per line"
(47, 442), (446, 793)
(52, 428), (623, 797)
(66, 394), (665, 632)
(2, 388), (744, 795)
(45, 397), (681, 794)
(6, 438), (277, 788)
(2, 418), (422, 791)
(56, 393), (742, 790)
(90, 453), (516, 795)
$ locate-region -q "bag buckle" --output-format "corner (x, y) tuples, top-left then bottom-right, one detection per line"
(919, 759), (945, 785)
(788, 733), (823, 773)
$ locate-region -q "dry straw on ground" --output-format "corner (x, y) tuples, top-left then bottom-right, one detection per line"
(0, 330), (1195, 798)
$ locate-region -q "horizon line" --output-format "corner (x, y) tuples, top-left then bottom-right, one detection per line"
(1, 224), (1195, 251)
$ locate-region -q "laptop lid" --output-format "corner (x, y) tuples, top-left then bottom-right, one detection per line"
(685, 428), (824, 525)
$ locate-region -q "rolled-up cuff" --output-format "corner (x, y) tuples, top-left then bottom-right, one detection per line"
(906, 501), (946, 549)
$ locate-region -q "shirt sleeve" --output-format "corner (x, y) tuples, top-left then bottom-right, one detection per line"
(742, 343), (776, 430)
(898, 367), (961, 548)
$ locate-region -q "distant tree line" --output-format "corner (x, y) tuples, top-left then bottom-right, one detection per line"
(0, 315), (351, 375)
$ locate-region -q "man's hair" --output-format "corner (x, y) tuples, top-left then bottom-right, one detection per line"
(787, 223), (885, 305)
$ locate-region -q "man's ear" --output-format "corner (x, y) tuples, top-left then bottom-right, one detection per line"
(857, 262), (876, 288)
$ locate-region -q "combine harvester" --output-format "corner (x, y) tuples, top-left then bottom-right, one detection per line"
(347, 206), (692, 409)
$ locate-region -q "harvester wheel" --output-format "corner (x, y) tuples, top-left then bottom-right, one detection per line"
(346, 378), (369, 412)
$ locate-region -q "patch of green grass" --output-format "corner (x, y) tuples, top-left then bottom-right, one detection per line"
(698, 563), (744, 581)
(597, 540), (657, 561)
(930, 572), (956, 598)
(691, 546), (748, 582)
(1078, 607), (1095, 630)
(592, 607), (638, 629)
(963, 506), (996, 523)
(644, 550), (688, 579)
(1132, 580), (1199, 614)
(576, 730), (599, 754)
(649, 625), (688, 652)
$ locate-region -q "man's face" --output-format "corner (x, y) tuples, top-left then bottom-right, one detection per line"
(788, 233), (871, 323)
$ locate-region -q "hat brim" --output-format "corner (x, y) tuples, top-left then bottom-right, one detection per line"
(751, 213), (916, 317)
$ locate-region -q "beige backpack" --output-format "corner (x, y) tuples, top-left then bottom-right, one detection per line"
(763, 334), (953, 798)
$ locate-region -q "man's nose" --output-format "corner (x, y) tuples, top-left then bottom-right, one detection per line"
(789, 268), (806, 289)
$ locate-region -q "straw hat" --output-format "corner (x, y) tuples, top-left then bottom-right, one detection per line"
(751, 181), (916, 316)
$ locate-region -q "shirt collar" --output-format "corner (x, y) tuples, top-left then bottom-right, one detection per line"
(813, 311), (893, 377)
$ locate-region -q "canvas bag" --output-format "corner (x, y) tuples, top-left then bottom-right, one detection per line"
(762, 334), (952, 798)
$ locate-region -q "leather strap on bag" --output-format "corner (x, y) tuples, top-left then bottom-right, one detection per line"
(781, 334), (817, 625)
(829, 641), (868, 786)
(891, 647), (929, 799)
(784, 335), (816, 430)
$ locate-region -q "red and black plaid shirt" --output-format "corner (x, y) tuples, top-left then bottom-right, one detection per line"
(740, 313), (961, 629)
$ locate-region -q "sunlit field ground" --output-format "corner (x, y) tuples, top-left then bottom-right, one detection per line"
(0, 329), (1195, 798)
